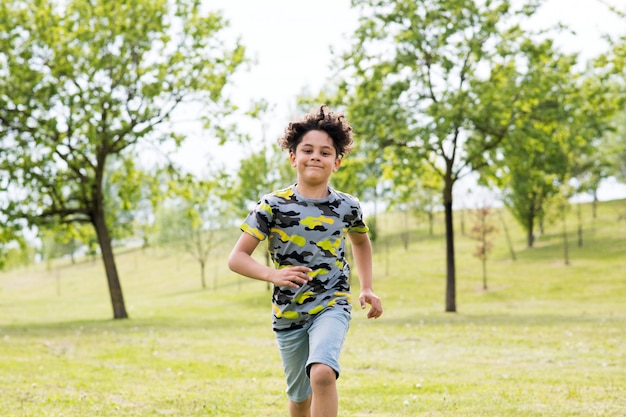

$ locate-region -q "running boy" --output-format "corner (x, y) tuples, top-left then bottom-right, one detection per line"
(228, 104), (382, 417)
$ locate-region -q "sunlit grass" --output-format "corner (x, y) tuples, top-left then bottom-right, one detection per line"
(1, 199), (624, 416)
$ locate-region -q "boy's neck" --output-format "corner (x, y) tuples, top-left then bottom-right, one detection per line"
(295, 182), (330, 199)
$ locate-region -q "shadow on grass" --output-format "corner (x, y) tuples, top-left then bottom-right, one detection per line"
(0, 316), (234, 336)
(1, 281), (276, 336)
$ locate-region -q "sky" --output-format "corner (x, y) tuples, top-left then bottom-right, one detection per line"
(171, 0), (626, 203)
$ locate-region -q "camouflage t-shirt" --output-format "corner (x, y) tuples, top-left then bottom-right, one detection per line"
(241, 184), (369, 331)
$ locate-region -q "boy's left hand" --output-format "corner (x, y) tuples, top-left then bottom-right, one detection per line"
(359, 290), (383, 319)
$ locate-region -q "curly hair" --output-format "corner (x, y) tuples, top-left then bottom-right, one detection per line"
(278, 105), (353, 158)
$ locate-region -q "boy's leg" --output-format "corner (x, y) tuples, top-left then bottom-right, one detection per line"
(306, 308), (351, 417)
(309, 363), (338, 417)
(275, 327), (313, 415)
(289, 395), (311, 417)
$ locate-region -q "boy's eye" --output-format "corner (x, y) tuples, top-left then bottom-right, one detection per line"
(300, 148), (333, 157)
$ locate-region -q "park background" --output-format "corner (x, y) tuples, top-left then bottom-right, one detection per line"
(176, 0), (626, 200)
(1, 0), (625, 416)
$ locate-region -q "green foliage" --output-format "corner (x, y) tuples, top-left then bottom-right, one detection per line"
(230, 146), (289, 216)
(0, 232), (30, 270)
(40, 222), (96, 264)
(157, 173), (229, 289)
(477, 37), (623, 248)
(0, 0), (245, 226)
(0, 0), (247, 317)
(568, 24), (626, 200)
(336, 0), (554, 311)
(603, 112), (626, 185)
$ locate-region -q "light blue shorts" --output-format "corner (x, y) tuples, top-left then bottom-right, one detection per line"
(274, 308), (351, 402)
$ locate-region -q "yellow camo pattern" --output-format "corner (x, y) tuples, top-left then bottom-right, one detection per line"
(273, 304), (299, 320)
(275, 292), (352, 318)
(275, 188), (294, 199)
(270, 228), (306, 246)
(294, 291), (315, 305)
(301, 215), (334, 229)
(309, 268), (328, 278)
(316, 237), (342, 257)
(241, 223), (265, 241)
(259, 202), (272, 215)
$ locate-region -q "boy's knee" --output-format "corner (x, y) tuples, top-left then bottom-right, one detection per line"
(309, 363), (336, 388)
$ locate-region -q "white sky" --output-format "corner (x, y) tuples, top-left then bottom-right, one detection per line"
(171, 0), (626, 202)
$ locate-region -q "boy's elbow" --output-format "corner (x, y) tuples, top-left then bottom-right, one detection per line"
(227, 251), (237, 272)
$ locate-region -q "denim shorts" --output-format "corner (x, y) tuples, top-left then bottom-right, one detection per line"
(274, 308), (351, 402)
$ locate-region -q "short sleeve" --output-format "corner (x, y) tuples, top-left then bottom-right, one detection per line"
(346, 196), (369, 234)
(240, 196), (274, 241)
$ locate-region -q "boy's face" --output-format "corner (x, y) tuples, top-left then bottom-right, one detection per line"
(290, 130), (341, 187)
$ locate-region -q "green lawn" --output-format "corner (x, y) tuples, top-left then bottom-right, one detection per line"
(1, 200), (625, 416)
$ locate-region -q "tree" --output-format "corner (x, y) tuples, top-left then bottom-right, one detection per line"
(480, 39), (586, 248)
(339, 0), (543, 312)
(595, 34), (626, 188)
(555, 189), (572, 266)
(607, 113), (626, 186)
(167, 174), (226, 290)
(469, 205), (496, 290)
(568, 41), (626, 223)
(0, 0), (246, 318)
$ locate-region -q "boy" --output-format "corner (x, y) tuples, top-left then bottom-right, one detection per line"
(228, 105), (383, 417)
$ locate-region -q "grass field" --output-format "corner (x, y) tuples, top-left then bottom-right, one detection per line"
(1, 199), (625, 416)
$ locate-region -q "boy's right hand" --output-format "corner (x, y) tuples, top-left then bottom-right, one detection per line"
(272, 266), (312, 288)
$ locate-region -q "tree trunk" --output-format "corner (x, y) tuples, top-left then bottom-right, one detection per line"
(402, 209), (409, 250)
(526, 215), (535, 248)
(592, 190), (598, 219)
(444, 180), (456, 313)
(497, 209), (516, 261)
(481, 214), (488, 290)
(460, 208), (465, 236)
(482, 256), (487, 290)
(577, 202), (583, 248)
(428, 211), (434, 236)
(562, 211), (570, 266)
(200, 260), (206, 289)
(93, 210), (128, 319)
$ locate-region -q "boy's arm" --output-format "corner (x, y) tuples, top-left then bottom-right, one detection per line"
(349, 232), (383, 319)
(228, 233), (311, 289)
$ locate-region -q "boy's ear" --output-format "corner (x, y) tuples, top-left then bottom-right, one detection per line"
(290, 152), (296, 167)
(333, 157), (342, 172)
